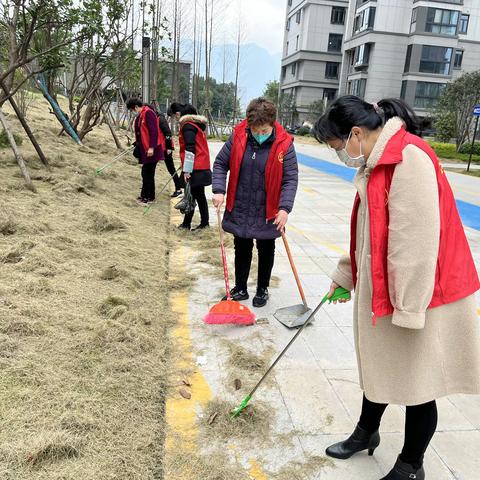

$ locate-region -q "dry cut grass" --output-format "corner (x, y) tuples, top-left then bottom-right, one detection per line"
(0, 96), (179, 479)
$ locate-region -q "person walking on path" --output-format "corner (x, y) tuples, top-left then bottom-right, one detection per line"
(212, 97), (298, 308)
(158, 111), (184, 197)
(127, 98), (165, 203)
(314, 95), (480, 480)
(167, 102), (212, 231)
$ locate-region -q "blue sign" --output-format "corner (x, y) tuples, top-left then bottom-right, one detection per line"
(474, 105), (480, 116)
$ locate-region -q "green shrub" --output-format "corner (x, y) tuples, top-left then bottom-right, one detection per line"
(296, 126), (312, 136)
(428, 141), (480, 162)
(0, 130), (23, 148)
(458, 142), (480, 155)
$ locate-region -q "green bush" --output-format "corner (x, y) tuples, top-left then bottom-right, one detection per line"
(458, 142), (480, 155)
(429, 141), (480, 162)
(296, 126), (312, 136)
(0, 129), (23, 148)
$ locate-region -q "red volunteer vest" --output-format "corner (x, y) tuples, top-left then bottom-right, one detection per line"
(227, 120), (293, 221)
(350, 126), (480, 324)
(138, 106), (164, 152)
(179, 121), (211, 170)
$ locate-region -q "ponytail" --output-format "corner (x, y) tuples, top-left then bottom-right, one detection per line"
(167, 102), (198, 117)
(313, 95), (425, 143)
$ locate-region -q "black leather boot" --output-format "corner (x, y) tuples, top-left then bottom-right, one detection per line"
(380, 457), (425, 480)
(326, 425), (380, 460)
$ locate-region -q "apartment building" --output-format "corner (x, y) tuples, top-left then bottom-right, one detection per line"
(280, 0), (349, 123)
(280, 0), (480, 122)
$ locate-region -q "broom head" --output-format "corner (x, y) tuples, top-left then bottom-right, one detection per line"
(203, 300), (256, 326)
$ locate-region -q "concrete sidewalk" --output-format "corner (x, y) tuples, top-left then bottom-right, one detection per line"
(183, 142), (480, 479)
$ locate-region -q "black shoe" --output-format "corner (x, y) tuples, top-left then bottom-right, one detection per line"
(326, 424), (380, 460)
(177, 223), (190, 230)
(222, 286), (249, 301)
(252, 287), (269, 308)
(171, 190), (183, 198)
(380, 457), (425, 480)
(192, 223), (210, 231)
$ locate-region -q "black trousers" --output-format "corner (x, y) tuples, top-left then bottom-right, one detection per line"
(358, 394), (438, 468)
(163, 151), (184, 191)
(234, 236), (276, 290)
(141, 162), (157, 200)
(183, 185), (209, 227)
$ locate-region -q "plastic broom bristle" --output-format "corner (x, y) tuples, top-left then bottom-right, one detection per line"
(203, 300), (256, 325)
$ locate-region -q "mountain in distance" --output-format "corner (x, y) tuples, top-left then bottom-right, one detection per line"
(181, 40), (282, 108)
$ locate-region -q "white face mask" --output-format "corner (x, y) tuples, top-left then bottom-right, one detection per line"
(336, 131), (366, 168)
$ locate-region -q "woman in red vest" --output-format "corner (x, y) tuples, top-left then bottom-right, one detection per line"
(126, 98), (165, 203)
(168, 103), (212, 230)
(212, 98), (298, 308)
(314, 96), (480, 480)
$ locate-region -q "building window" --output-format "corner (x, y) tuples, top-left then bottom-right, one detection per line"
(296, 10), (301, 23)
(400, 80), (407, 100)
(296, 35), (299, 51)
(353, 7), (376, 34)
(286, 41), (289, 55)
(420, 45), (453, 75)
(286, 18), (291, 31)
(328, 34), (343, 52)
(331, 6), (346, 25)
(291, 62), (296, 76)
(325, 62), (340, 79)
(323, 88), (337, 101)
(288, 0), (292, 6)
(354, 44), (371, 67)
(281, 66), (286, 80)
(404, 44), (412, 73)
(454, 50), (464, 68)
(425, 8), (459, 36)
(410, 8), (418, 33)
(414, 82), (446, 109)
(459, 14), (469, 34)
(349, 79), (367, 99)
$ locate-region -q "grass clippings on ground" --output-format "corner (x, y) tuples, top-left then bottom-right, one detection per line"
(270, 454), (335, 480)
(0, 96), (176, 479)
(202, 398), (273, 441)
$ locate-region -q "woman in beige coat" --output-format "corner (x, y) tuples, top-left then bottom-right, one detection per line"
(313, 96), (480, 480)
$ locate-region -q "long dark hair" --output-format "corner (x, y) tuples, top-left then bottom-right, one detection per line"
(167, 102), (198, 117)
(313, 96), (424, 142)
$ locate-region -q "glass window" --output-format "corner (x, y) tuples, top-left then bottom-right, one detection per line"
(400, 80), (407, 100)
(325, 62), (340, 79)
(454, 50), (464, 68)
(331, 6), (346, 25)
(296, 35), (299, 50)
(349, 79), (367, 99)
(420, 45), (453, 75)
(291, 63), (296, 75)
(286, 41), (289, 55)
(426, 8), (459, 35)
(414, 82), (446, 109)
(286, 18), (291, 31)
(411, 8), (418, 33)
(354, 44), (371, 66)
(459, 14), (469, 34)
(288, 0), (292, 6)
(328, 33), (343, 52)
(404, 45), (412, 73)
(296, 10), (301, 23)
(353, 7), (376, 34)
(323, 88), (337, 101)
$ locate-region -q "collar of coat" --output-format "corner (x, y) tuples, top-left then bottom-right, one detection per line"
(366, 117), (405, 173)
(179, 114), (208, 125)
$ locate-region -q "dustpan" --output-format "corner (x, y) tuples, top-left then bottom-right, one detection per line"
(274, 232), (314, 329)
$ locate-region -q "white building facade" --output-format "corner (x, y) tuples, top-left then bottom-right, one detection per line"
(280, 0), (480, 122)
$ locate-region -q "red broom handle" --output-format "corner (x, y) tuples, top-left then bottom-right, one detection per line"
(217, 209), (232, 300)
(281, 231), (308, 307)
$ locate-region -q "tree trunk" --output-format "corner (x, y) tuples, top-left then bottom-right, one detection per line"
(0, 77), (49, 167)
(0, 109), (35, 191)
